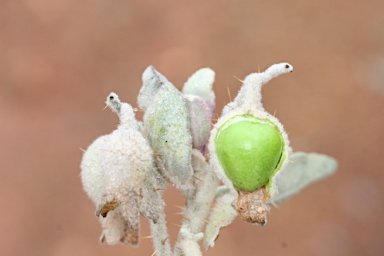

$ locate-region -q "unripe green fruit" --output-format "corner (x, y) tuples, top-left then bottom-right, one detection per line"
(215, 115), (284, 191)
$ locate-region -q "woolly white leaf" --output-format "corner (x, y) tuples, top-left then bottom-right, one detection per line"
(139, 66), (193, 185)
(270, 152), (338, 205)
(184, 94), (211, 152)
(142, 176), (172, 256)
(203, 186), (237, 251)
(183, 150), (220, 234)
(174, 150), (220, 256)
(180, 227), (204, 241)
(138, 66), (168, 111)
(182, 68), (216, 115)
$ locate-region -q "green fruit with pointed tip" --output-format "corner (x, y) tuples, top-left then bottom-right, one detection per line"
(215, 115), (284, 191)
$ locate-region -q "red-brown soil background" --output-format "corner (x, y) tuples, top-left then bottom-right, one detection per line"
(1, 1), (384, 255)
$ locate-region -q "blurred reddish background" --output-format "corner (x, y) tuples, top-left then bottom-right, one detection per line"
(1, 0), (384, 255)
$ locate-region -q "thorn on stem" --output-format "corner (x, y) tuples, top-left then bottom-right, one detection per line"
(139, 236), (153, 239)
(192, 175), (204, 183)
(225, 104), (234, 110)
(227, 85), (232, 102)
(270, 201), (279, 208)
(206, 118), (218, 129)
(161, 237), (168, 244)
(233, 75), (244, 83)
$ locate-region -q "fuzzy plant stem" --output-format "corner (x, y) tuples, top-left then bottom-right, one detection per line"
(148, 192), (172, 256)
(174, 150), (220, 256)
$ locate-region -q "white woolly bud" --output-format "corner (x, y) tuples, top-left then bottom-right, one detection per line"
(81, 135), (108, 206)
(81, 92), (161, 245)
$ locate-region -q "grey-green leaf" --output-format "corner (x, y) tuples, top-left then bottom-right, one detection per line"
(203, 186), (237, 251)
(138, 66), (169, 111)
(182, 68), (215, 115)
(184, 94), (211, 151)
(270, 152), (338, 205)
(138, 66), (193, 185)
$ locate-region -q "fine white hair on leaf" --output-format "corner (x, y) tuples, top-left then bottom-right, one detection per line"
(183, 94), (211, 152)
(269, 152), (338, 205)
(203, 186), (237, 251)
(138, 66), (193, 186)
(138, 66), (168, 111)
(180, 227), (204, 241)
(178, 228), (204, 256)
(174, 149), (220, 256)
(182, 67), (216, 116)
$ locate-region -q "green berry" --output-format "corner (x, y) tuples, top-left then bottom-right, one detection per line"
(215, 114), (284, 191)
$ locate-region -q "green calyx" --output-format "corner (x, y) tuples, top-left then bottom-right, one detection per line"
(215, 114), (285, 192)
